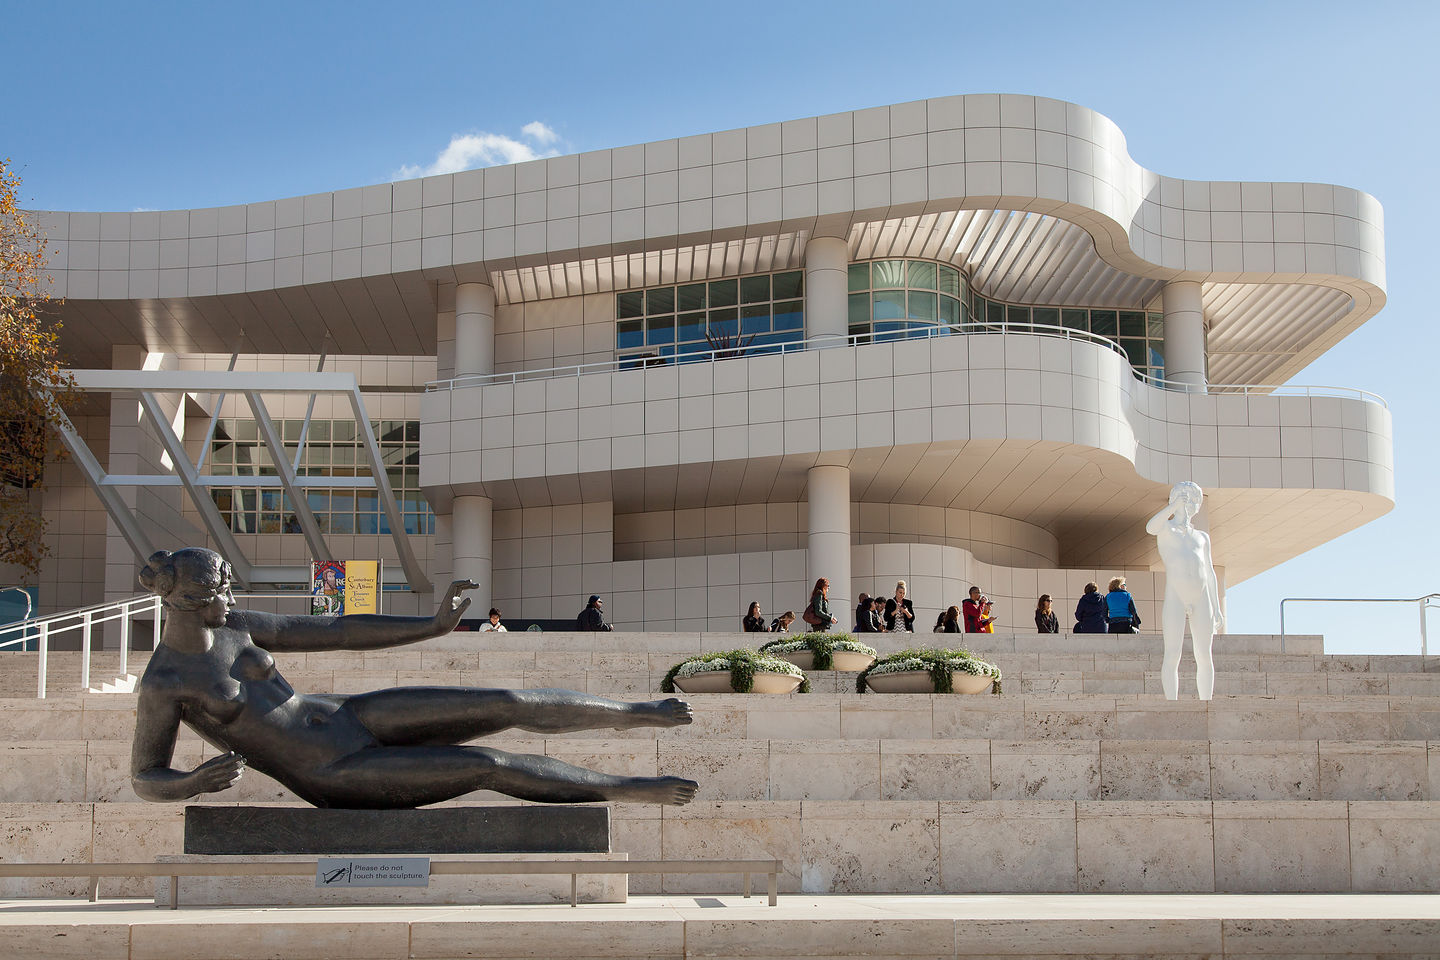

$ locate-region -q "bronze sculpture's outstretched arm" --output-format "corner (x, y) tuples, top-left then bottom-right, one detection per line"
(245, 580), (477, 653)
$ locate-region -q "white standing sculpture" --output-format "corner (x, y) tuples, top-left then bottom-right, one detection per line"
(1146, 481), (1225, 700)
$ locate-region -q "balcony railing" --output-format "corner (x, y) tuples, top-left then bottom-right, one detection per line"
(426, 321), (1387, 408)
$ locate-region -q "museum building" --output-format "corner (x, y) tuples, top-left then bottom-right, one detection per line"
(16, 94), (1393, 631)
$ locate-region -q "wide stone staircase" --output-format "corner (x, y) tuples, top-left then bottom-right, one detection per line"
(2, 629), (1437, 900)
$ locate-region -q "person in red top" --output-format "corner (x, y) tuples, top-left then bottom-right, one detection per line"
(962, 586), (995, 633)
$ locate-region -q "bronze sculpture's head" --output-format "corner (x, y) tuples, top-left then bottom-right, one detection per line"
(139, 547), (232, 611)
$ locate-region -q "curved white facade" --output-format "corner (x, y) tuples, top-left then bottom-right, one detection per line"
(17, 95), (1393, 633)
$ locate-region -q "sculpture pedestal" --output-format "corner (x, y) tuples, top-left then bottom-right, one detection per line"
(184, 804), (611, 854)
(154, 852), (629, 906)
(167, 805), (622, 905)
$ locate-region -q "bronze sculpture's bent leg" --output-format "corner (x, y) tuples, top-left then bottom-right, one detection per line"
(344, 687), (693, 744)
(314, 744), (699, 808)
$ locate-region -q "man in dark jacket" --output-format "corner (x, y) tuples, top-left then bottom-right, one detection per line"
(577, 595), (613, 631)
(854, 595), (883, 633)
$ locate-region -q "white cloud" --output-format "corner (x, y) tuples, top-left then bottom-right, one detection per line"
(521, 121), (558, 145)
(394, 123), (563, 180)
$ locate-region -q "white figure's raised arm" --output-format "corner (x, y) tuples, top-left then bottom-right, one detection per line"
(1145, 500), (1180, 536)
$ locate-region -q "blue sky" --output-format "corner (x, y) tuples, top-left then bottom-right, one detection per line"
(8, 1), (1437, 652)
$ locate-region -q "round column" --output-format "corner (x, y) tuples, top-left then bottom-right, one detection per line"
(454, 281), (496, 378)
(807, 464), (852, 618)
(804, 236), (849, 346)
(451, 495), (493, 615)
(1162, 279), (1206, 391)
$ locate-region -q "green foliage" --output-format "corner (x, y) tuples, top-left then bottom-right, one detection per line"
(1, 157), (76, 578)
(661, 648), (810, 694)
(758, 632), (877, 670)
(856, 647), (1004, 695)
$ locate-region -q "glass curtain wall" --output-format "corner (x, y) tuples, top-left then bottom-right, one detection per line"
(208, 418), (434, 536)
(614, 270), (804, 366)
(616, 258), (1165, 380)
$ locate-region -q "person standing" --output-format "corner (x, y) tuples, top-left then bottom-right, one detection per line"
(805, 578), (838, 632)
(1104, 578), (1141, 634)
(479, 608), (508, 632)
(577, 595), (613, 631)
(1074, 582), (1107, 633)
(962, 586), (995, 633)
(855, 595), (883, 633)
(1034, 595), (1059, 634)
(883, 580), (915, 632)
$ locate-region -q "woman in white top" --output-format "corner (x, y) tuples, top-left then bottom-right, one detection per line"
(479, 608), (508, 632)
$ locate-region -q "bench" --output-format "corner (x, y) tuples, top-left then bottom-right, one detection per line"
(0, 858), (783, 908)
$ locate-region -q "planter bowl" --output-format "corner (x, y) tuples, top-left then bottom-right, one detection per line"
(673, 670), (802, 694)
(776, 650), (876, 672)
(864, 669), (994, 694)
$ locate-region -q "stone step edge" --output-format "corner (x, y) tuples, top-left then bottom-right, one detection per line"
(0, 897), (1436, 960)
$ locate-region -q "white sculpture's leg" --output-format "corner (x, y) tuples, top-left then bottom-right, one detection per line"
(1161, 589), (1187, 701)
(1193, 624), (1215, 700)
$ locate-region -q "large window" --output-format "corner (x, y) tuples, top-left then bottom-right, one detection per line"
(970, 295), (1166, 380)
(208, 418), (434, 536)
(847, 259), (968, 341)
(614, 270), (805, 366)
(616, 258), (1166, 380)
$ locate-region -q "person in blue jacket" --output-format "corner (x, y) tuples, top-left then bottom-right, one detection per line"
(1074, 582), (1107, 633)
(1104, 577), (1142, 634)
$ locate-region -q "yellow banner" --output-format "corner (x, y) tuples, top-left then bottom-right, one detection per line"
(344, 560), (380, 615)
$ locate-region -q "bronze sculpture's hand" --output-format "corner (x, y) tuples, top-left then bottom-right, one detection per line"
(434, 580), (479, 633)
(190, 751), (245, 794)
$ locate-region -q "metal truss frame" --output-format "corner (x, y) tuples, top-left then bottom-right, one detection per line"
(51, 369), (428, 591)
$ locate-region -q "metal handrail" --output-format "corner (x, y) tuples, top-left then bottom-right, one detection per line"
(1135, 371), (1388, 407)
(0, 593), (163, 698)
(1, 585), (34, 621)
(426, 321), (1389, 409)
(1279, 594), (1440, 655)
(0, 857), (783, 908)
(426, 320), (1133, 392)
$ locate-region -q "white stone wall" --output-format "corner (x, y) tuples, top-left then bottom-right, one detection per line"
(613, 502), (1056, 568)
(493, 292), (614, 376)
(425, 334), (1393, 503)
(36, 94), (1387, 312)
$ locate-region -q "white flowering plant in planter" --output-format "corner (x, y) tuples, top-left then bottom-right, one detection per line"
(661, 649), (810, 694)
(758, 632), (878, 670)
(857, 647), (1003, 694)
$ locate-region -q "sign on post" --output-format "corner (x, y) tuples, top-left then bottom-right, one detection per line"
(311, 560), (381, 615)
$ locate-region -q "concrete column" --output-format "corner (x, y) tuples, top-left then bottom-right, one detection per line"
(806, 464), (852, 619)
(451, 495), (493, 615)
(804, 236), (849, 346)
(454, 281), (496, 378)
(1162, 279), (1206, 391)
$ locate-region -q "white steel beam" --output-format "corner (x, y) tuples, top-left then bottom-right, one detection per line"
(243, 391), (331, 565)
(137, 392), (253, 589)
(347, 387), (428, 589)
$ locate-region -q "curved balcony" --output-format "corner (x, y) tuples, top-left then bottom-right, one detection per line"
(420, 325), (1392, 582)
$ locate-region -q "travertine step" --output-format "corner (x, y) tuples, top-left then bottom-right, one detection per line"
(7, 692), (1439, 743)
(3, 799), (1436, 896)
(4, 736), (1434, 805)
(2, 894), (1438, 960)
(3, 632), (1367, 695)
